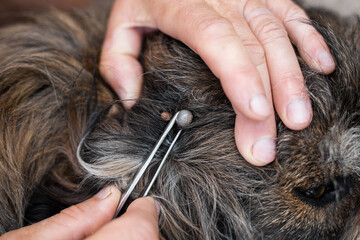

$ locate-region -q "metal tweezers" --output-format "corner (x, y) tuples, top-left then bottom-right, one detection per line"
(114, 110), (192, 218)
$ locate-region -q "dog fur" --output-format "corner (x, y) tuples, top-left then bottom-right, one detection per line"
(0, 4), (359, 239)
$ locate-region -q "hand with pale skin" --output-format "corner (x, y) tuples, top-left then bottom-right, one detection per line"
(1, 186), (160, 240)
(100, 0), (336, 166)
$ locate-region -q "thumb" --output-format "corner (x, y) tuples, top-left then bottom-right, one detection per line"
(87, 197), (160, 240)
(100, 0), (157, 109)
(2, 185), (121, 240)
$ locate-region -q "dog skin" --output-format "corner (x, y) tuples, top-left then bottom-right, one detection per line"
(0, 4), (359, 240)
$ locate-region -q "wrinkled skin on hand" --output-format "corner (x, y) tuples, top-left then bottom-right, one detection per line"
(100, 0), (335, 166)
(0, 186), (159, 240)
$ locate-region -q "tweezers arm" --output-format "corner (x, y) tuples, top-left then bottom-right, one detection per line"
(113, 111), (180, 218)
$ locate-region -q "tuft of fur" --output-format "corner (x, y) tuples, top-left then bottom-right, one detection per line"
(0, 6), (114, 232)
(0, 4), (359, 240)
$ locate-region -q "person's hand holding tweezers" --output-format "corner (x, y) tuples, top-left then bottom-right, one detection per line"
(1, 186), (160, 240)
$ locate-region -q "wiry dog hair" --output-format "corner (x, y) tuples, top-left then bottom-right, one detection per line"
(0, 4), (359, 240)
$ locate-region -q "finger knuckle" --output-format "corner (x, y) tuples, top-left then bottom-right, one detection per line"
(234, 65), (260, 82)
(303, 28), (323, 44)
(258, 19), (287, 44)
(192, 16), (236, 54)
(273, 71), (304, 91)
(196, 16), (232, 39)
(59, 204), (86, 221)
(283, 4), (307, 21)
(242, 39), (266, 65)
(243, 39), (264, 55)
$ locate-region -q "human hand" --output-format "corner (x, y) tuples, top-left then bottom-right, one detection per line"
(100, 0), (335, 166)
(1, 186), (159, 240)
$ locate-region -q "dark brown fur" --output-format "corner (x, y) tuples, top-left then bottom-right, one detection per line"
(0, 4), (359, 240)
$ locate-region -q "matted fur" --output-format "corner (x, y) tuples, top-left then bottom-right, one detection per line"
(0, 4), (359, 240)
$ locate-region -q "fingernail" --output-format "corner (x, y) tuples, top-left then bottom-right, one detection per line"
(144, 197), (161, 215)
(317, 51), (335, 67)
(154, 200), (161, 215)
(287, 99), (312, 124)
(102, 38), (112, 52)
(118, 88), (136, 109)
(103, 30), (118, 52)
(117, 88), (127, 101)
(252, 137), (276, 165)
(250, 94), (271, 118)
(96, 186), (112, 200)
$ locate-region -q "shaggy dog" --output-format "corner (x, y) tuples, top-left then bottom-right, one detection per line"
(0, 3), (359, 239)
